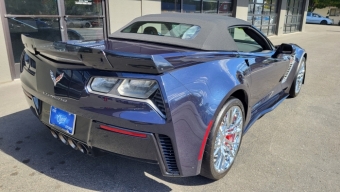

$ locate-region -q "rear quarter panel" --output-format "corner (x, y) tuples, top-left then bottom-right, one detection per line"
(163, 55), (251, 175)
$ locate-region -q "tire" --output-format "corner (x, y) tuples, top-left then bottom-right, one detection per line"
(321, 20), (328, 25)
(85, 23), (91, 28)
(289, 57), (306, 98)
(200, 97), (245, 180)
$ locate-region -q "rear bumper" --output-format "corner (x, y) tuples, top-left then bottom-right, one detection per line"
(20, 49), (208, 178)
(22, 85), (181, 177)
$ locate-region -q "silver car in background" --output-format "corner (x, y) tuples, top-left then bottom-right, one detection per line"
(306, 12), (333, 25)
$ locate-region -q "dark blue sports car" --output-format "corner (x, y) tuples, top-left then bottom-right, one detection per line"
(20, 13), (306, 180)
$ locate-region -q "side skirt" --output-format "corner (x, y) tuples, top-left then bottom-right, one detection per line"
(244, 93), (289, 133)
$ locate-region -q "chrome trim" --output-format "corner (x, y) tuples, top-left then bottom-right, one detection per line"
(86, 77), (166, 119)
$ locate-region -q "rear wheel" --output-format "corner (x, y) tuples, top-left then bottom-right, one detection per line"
(321, 20), (327, 25)
(289, 58), (306, 98)
(200, 97), (244, 180)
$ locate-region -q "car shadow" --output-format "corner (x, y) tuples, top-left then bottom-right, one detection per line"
(0, 109), (213, 191)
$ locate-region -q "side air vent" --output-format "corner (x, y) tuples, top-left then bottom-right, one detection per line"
(150, 89), (166, 116)
(158, 134), (179, 174)
(281, 55), (295, 83)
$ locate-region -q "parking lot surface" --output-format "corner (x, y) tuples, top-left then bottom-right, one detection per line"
(0, 24), (339, 191)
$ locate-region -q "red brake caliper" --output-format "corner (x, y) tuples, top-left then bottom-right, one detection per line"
(226, 134), (235, 142)
(225, 114), (237, 146)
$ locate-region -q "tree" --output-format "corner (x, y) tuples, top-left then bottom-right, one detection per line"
(309, 0), (340, 12)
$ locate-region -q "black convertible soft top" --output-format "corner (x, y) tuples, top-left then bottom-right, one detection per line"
(110, 13), (250, 52)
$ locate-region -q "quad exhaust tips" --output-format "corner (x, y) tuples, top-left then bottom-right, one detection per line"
(58, 133), (68, 145)
(76, 142), (88, 154)
(67, 138), (77, 149)
(50, 128), (90, 154)
(50, 129), (58, 139)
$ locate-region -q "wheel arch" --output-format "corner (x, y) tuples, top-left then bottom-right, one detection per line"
(321, 20), (328, 24)
(215, 86), (250, 126)
(197, 85), (250, 161)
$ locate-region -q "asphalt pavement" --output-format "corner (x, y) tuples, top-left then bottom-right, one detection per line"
(0, 24), (339, 191)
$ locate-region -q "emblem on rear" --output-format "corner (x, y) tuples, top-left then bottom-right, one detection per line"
(50, 70), (64, 86)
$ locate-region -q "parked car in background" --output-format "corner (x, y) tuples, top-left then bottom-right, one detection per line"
(306, 12), (333, 25)
(67, 19), (92, 28)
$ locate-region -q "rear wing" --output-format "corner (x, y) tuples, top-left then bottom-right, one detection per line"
(21, 35), (173, 74)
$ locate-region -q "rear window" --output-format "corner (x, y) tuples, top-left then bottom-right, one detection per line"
(121, 21), (201, 40)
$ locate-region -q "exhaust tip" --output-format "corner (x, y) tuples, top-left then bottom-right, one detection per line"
(50, 129), (58, 139)
(67, 138), (77, 150)
(76, 142), (88, 154)
(58, 133), (68, 145)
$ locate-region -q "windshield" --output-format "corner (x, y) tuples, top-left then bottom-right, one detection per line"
(121, 21), (201, 40)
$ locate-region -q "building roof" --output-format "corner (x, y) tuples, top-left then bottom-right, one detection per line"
(109, 13), (251, 51)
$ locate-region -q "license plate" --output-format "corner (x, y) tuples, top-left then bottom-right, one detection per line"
(49, 106), (76, 135)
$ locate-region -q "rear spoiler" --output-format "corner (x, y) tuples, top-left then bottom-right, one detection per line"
(21, 35), (173, 74)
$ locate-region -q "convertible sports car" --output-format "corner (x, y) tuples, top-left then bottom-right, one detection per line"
(20, 13), (306, 180)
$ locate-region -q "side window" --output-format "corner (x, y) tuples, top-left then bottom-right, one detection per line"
(229, 27), (270, 52)
(307, 12), (311, 16)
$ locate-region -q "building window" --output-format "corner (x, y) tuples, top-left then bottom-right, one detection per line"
(5, 0), (58, 15)
(7, 17), (61, 63)
(183, 0), (201, 13)
(329, 8), (340, 16)
(161, 0), (181, 12)
(248, 0), (278, 36)
(161, 0), (233, 15)
(64, 0), (105, 40)
(284, 0), (304, 34)
(3, 0), (106, 79)
(203, 0), (218, 14)
(218, 0), (233, 16)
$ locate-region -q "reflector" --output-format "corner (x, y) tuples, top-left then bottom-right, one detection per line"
(100, 125), (147, 138)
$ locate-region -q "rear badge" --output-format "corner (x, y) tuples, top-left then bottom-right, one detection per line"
(50, 70), (64, 86)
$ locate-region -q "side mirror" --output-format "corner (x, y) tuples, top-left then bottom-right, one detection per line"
(326, 16), (329, 18)
(272, 43), (293, 58)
